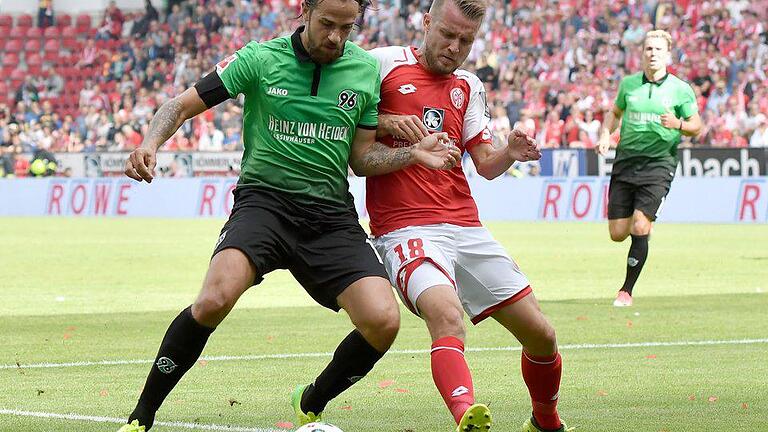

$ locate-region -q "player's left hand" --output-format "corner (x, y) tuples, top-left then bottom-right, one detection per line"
(660, 109), (681, 130)
(412, 132), (462, 170)
(380, 114), (429, 144)
(507, 129), (541, 161)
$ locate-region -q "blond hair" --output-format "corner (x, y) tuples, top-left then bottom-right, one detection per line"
(430, 0), (488, 21)
(644, 30), (673, 50)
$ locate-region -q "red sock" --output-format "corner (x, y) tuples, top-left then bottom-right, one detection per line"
(431, 336), (474, 424)
(521, 350), (562, 430)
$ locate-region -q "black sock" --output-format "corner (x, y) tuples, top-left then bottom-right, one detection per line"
(301, 330), (384, 414)
(128, 306), (215, 430)
(620, 234), (649, 295)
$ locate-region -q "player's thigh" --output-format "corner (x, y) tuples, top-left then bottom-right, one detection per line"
(194, 248), (257, 326)
(634, 180), (671, 222)
(290, 220), (391, 312)
(372, 224), (458, 315)
(211, 189), (295, 286)
(337, 275), (400, 348)
(607, 175), (636, 220)
(454, 227), (531, 325)
(414, 278), (466, 341)
(491, 293), (557, 356)
(197, 199), (295, 324)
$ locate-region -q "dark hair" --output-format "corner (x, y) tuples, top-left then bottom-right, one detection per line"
(303, 0), (375, 14)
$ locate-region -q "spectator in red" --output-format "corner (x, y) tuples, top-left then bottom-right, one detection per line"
(540, 110), (565, 149)
(98, 0), (125, 40)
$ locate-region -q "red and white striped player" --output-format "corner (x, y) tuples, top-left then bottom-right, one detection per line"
(368, 1), (572, 431)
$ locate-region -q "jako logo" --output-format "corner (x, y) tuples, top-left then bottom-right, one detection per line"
(268, 87), (288, 96)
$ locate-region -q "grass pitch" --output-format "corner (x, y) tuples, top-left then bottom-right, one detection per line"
(1, 218), (766, 431)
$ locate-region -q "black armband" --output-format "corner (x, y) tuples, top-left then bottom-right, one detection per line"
(194, 71), (230, 108)
(357, 124), (378, 130)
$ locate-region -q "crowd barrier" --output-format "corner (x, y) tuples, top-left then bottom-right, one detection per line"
(47, 148), (768, 178)
(1, 176), (766, 223)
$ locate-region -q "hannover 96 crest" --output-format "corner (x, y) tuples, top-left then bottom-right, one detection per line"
(338, 90), (358, 111)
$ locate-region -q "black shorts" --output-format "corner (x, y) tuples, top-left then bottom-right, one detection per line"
(607, 172), (673, 221)
(212, 187), (388, 311)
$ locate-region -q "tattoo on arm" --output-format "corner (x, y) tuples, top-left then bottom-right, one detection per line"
(144, 98), (185, 150)
(357, 142), (412, 175)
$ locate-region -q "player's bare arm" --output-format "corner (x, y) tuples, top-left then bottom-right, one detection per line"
(124, 88), (208, 183)
(377, 114), (429, 144)
(468, 129), (540, 180)
(349, 128), (460, 176)
(660, 111), (702, 137)
(597, 105), (623, 156)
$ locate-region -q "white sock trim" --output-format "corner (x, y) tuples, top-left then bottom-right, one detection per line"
(431, 346), (465, 356)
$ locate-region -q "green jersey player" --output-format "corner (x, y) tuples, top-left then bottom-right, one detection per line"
(118, 0), (460, 430)
(597, 30), (702, 307)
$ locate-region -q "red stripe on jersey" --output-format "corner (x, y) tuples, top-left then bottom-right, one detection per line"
(367, 48), (490, 237)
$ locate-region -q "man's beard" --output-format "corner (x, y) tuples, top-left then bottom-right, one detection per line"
(423, 46), (456, 75)
(308, 41), (343, 64)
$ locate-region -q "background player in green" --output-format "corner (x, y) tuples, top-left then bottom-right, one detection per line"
(597, 30), (702, 307)
(117, 0), (460, 430)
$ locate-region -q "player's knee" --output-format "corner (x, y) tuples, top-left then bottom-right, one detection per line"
(609, 232), (626, 242)
(609, 228), (629, 242)
(523, 321), (558, 356)
(193, 293), (232, 324)
(360, 303), (400, 346)
(632, 219), (651, 235)
(426, 306), (466, 340)
(194, 280), (238, 323)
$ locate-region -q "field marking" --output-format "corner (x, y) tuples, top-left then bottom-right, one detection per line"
(2, 338), (767, 371)
(0, 409), (283, 431)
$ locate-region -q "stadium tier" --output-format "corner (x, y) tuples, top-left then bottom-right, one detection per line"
(0, 0), (767, 178)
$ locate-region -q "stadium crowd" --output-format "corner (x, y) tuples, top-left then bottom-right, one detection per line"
(1, 0), (768, 177)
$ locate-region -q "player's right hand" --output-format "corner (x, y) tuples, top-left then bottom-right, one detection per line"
(125, 147), (157, 183)
(596, 135), (611, 156)
(412, 132), (461, 170)
(381, 114), (429, 144)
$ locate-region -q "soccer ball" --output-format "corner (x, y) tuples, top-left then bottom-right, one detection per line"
(295, 422), (344, 432)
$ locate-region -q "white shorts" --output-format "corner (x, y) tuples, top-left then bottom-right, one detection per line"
(372, 224), (531, 324)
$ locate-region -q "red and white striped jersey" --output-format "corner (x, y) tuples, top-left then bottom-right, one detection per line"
(366, 46), (492, 237)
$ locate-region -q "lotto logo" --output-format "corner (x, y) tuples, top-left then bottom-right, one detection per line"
(451, 386), (469, 397)
(398, 84), (417, 95)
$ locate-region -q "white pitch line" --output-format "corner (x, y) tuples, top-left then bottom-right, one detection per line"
(2, 338), (767, 371)
(0, 409), (282, 432)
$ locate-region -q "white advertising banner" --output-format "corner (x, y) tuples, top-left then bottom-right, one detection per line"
(0, 177), (766, 223)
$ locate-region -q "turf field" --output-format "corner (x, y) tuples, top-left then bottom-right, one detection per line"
(1, 218), (766, 432)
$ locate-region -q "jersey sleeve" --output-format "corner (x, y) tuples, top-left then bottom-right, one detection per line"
(217, 41), (261, 98)
(358, 70), (381, 129)
(614, 77), (627, 111)
(677, 83), (698, 119)
(462, 74), (492, 148)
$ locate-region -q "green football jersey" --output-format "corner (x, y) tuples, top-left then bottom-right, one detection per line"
(216, 27), (381, 207)
(613, 72), (697, 172)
